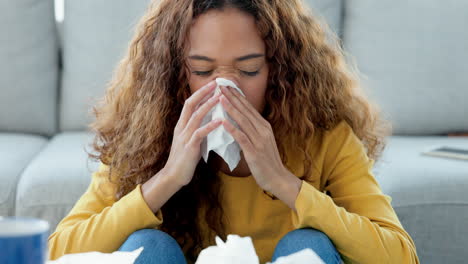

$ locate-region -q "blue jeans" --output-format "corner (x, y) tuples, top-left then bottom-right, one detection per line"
(118, 228), (343, 264)
(271, 227), (343, 264)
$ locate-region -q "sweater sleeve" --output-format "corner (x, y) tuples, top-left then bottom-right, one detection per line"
(289, 120), (420, 264)
(47, 162), (164, 261)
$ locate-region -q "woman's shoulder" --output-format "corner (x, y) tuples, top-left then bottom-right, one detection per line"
(320, 119), (372, 175)
(323, 119), (354, 138)
(88, 161), (120, 201)
(92, 162), (113, 180)
(92, 160), (125, 181)
(323, 119), (365, 153)
(303, 119), (354, 154)
(283, 121), (349, 179)
(288, 120), (359, 179)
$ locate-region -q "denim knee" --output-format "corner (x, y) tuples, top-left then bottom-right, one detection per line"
(272, 227), (342, 264)
(118, 229), (187, 264)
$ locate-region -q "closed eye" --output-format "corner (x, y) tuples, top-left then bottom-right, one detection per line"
(241, 70), (259, 76)
(192, 70), (212, 76)
(192, 70), (259, 77)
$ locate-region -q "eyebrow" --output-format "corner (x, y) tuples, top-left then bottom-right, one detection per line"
(188, 53), (264, 62)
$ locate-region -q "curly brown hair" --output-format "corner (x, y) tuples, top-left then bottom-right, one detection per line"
(87, 0), (391, 261)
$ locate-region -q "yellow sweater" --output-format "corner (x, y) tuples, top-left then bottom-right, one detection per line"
(47, 120), (420, 264)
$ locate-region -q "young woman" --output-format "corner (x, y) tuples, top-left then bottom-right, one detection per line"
(48, 0), (420, 263)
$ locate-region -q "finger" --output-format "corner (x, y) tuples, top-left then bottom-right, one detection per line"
(221, 85), (267, 127)
(179, 80), (217, 128)
(219, 85), (259, 134)
(222, 118), (254, 155)
(185, 92), (221, 136)
(188, 118), (223, 147)
(195, 87), (218, 111)
(219, 92), (259, 142)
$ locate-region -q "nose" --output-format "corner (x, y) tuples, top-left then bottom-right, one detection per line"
(212, 66), (240, 87)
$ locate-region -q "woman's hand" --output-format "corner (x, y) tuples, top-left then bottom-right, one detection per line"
(164, 80), (223, 187)
(218, 85), (291, 193)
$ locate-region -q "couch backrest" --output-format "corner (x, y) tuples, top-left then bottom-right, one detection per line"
(3, 1), (467, 136)
(58, 0), (344, 131)
(342, 0), (468, 135)
(59, 0), (151, 131)
(0, 0), (58, 136)
(305, 0), (343, 39)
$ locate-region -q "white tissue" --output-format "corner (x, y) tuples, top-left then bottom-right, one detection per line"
(46, 247), (143, 264)
(195, 234), (326, 264)
(195, 234), (259, 264)
(200, 78), (246, 171)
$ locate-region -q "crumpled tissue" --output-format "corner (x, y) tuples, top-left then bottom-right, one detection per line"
(195, 234), (326, 264)
(200, 77), (246, 171)
(46, 246), (143, 264)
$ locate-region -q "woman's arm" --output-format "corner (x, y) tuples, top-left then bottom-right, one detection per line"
(47, 162), (179, 260)
(289, 120), (420, 264)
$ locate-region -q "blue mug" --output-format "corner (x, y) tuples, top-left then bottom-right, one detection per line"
(0, 216), (50, 264)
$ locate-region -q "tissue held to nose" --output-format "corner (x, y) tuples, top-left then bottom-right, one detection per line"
(200, 78), (246, 172)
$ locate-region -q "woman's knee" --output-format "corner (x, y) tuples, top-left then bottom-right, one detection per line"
(272, 227), (342, 264)
(118, 229), (186, 264)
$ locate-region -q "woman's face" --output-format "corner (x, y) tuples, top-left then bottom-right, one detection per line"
(187, 7), (269, 114)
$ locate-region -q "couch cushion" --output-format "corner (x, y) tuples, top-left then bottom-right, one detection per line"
(0, 0), (58, 136)
(59, 0), (151, 131)
(343, 0), (468, 135)
(373, 136), (468, 264)
(15, 132), (100, 231)
(0, 134), (47, 216)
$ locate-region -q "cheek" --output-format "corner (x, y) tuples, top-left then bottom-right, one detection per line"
(188, 75), (206, 94)
(243, 79), (267, 112)
(253, 68), (268, 110)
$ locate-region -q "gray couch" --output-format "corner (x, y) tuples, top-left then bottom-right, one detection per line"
(1, 0), (467, 263)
